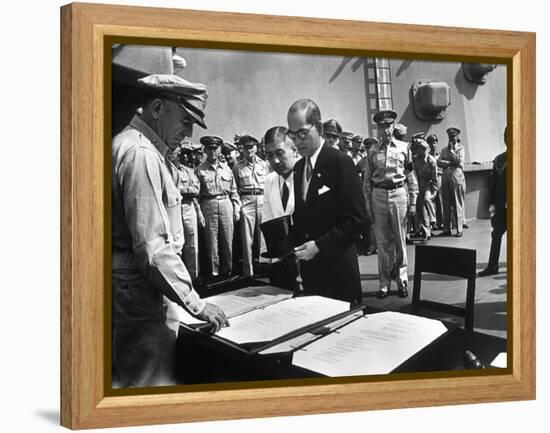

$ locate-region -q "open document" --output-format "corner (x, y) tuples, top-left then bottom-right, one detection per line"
(215, 296), (350, 344)
(292, 311), (447, 376)
(171, 285), (294, 325)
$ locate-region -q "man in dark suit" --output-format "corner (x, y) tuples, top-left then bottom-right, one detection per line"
(287, 99), (366, 304)
(478, 127), (508, 276)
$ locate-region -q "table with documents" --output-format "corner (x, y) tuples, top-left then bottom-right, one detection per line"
(175, 283), (507, 384)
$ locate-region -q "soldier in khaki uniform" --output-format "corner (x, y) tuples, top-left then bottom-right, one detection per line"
(176, 142), (205, 281)
(357, 137), (379, 255)
(412, 138), (438, 240)
(437, 127), (466, 237)
(339, 131), (354, 157)
(111, 74), (228, 388)
(362, 110), (418, 299)
(351, 135), (364, 165)
(427, 134), (444, 230)
(222, 141), (239, 170)
(322, 119), (343, 151)
(233, 135), (269, 277)
(196, 136), (241, 277)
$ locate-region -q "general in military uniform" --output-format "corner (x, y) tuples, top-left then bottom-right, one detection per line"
(233, 135), (268, 277)
(111, 74), (228, 388)
(437, 127), (466, 237)
(362, 110), (418, 298)
(197, 135), (241, 277)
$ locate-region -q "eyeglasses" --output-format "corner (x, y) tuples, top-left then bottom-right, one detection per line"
(286, 124), (315, 141)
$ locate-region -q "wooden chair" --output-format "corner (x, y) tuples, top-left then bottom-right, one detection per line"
(412, 245), (476, 330)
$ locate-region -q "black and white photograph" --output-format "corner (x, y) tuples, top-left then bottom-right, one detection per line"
(111, 43), (508, 389)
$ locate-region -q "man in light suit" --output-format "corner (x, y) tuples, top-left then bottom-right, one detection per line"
(287, 99), (366, 304)
(262, 126), (299, 290)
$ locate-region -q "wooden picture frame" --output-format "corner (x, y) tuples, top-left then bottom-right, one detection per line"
(60, 2), (535, 429)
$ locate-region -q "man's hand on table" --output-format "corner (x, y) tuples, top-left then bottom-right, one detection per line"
(197, 303), (230, 333)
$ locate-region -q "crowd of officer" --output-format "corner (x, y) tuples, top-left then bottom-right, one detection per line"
(168, 111), (472, 290)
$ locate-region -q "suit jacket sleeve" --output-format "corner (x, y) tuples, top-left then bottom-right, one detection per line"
(315, 154), (366, 256)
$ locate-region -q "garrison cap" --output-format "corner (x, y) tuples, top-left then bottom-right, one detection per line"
(191, 143), (204, 152)
(412, 132), (426, 140)
(373, 109), (398, 125)
(446, 127), (461, 137)
(237, 134), (259, 147)
(222, 141), (238, 153)
(352, 135), (364, 143)
(363, 137), (379, 148)
(137, 74), (208, 129)
(200, 135), (223, 148)
(323, 119), (343, 136)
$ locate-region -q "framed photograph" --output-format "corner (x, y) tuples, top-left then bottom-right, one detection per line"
(61, 2), (535, 429)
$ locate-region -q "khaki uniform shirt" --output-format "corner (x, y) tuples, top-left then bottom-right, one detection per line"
(112, 115), (205, 315)
(196, 160), (241, 210)
(413, 153), (438, 193)
(233, 156), (268, 193)
(437, 144), (465, 170)
(176, 164), (201, 198)
(362, 138), (419, 211)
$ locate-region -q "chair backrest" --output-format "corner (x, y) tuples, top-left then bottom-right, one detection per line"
(412, 245), (476, 330)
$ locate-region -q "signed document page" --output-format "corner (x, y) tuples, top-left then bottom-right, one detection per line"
(215, 296), (350, 344)
(292, 311), (447, 376)
(171, 285), (294, 325)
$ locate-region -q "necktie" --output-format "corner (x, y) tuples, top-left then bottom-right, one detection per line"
(306, 157), (313, 181)
(281, 181), (289, 211)
(302, 157), (313, 201)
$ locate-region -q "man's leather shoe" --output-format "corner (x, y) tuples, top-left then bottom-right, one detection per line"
(455, 231), (463, 237)
(376, 288), (390, 299)
(478, 267), (499, 277)
(437, 231), (452, 237)
(397, 281), (408, 298)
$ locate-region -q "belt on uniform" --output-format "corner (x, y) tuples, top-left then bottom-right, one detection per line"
(373, 181), (405, 190)
(201, 194), (228, 200)
(240, 189), (264, 196)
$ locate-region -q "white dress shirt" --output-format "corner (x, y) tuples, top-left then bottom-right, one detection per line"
(263, 171), (295, 222)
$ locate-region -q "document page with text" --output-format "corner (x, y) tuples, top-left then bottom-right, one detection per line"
(292, 311), (447, 376)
